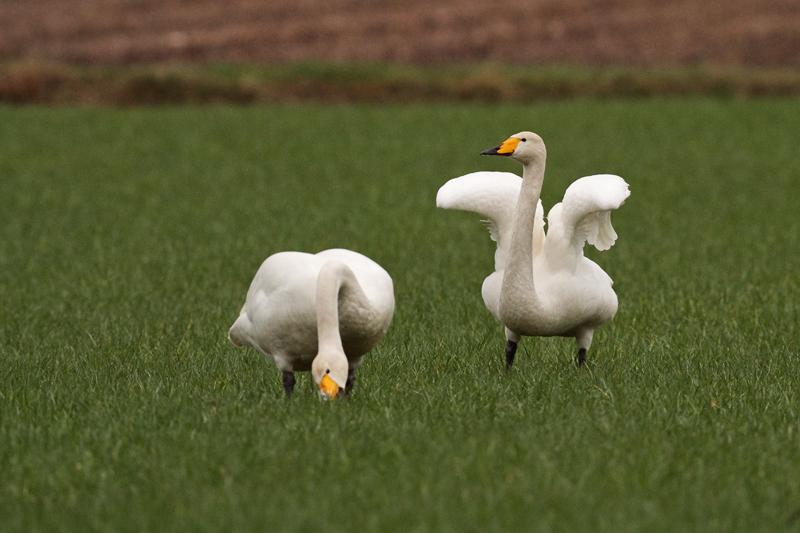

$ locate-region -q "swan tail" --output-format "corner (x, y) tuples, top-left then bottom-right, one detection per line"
(228, 312), (251, 347)
(552, 174), (630, 252)
(436, 171), (544, 270)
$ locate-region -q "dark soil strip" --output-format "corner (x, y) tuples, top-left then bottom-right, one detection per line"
(3, 62), (800, 105)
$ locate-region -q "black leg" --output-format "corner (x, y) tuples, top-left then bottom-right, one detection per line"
(576, 348), (587, 367)
(344, 367), (356, 396)
(505, 340), (518, 369)
(282, 371), (296, 397)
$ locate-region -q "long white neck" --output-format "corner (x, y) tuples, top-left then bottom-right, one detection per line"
(499, 157), (546, 328)
(315, 261), (371, 354)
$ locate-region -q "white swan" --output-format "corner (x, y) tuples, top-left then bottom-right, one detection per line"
(437, 131), (630, 367)
(229, 249), (395, 398)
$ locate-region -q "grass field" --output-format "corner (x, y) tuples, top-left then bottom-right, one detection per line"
(1, 100), (798, 532)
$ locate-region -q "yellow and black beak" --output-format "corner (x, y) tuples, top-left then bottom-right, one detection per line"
(319, 374), (341, 399)
(481, 137), (520, 156)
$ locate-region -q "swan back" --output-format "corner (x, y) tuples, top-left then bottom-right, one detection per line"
(436, 171), (545, 271)
(228, 249), (394, 362)
(315, 249), (395, 320)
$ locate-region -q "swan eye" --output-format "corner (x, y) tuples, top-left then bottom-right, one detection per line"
(521, 138), (527, 142)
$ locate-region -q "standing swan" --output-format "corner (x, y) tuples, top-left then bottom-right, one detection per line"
(229, 249), (395, 398)
(437, 132), (630, 367)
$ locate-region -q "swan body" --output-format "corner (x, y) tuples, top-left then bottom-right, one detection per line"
(229, 249), (395, 397)
(437, 132), (630, 366)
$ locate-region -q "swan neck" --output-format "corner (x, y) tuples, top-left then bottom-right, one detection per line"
(510, 159), (545, 271)
(316, 262), (369, 354)
(501, 158), (545, 319)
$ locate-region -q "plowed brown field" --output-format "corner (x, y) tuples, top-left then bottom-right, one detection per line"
(2, 0), (799, 66)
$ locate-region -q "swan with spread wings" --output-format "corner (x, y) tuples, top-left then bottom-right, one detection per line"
(437, 131), (630, 368)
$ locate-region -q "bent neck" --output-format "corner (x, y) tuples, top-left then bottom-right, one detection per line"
(315, 261), (371, 354)
(500, 157), (546, 319)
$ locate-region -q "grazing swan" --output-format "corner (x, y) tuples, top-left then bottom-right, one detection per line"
(436, 131), (630, 367)
(229, 249), (395, 398)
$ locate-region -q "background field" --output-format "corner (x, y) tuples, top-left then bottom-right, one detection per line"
(4, 0), (800, 105)
(3, 0), (799, 66)
(1, 101), (799, 532)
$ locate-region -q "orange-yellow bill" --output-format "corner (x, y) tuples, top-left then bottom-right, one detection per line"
(319, 374), (340, 398)
(480, 137), (520, 156)
(496, 137), (521, 154)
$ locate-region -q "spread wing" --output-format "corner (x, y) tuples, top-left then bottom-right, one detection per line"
(547, 174), (630, 256)
(436, 171), (545, 271)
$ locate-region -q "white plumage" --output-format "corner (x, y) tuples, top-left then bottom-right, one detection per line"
(229, 249), (395, 398)
(437, 132), (630, 367)
(436, 171), (545, 271)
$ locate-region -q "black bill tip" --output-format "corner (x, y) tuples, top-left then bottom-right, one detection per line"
(480, 146), (503, 156)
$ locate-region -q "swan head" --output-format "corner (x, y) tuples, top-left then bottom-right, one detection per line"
(480, 131), (546, 165)
(311, 351), (349, 400)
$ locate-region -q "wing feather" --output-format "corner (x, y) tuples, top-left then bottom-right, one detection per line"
(437, 171), (544, 271)
(548, 174), (630, 255)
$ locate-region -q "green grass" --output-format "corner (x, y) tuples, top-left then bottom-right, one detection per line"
(1, 100), (798, 532)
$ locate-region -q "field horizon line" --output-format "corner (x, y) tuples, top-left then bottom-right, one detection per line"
(3, 61), (800, 106)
